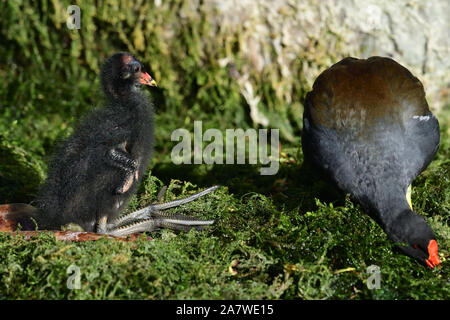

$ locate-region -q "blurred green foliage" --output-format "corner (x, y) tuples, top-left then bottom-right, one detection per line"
(0, 0), (312, 202)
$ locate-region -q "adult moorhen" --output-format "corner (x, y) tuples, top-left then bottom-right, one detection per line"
(302, 56), (441, 268)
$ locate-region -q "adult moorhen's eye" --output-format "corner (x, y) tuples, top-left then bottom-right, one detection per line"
(133, 64), (140, 73)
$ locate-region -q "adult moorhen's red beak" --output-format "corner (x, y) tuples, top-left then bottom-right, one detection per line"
(140, 72), (157, 87)
(425, 240), (441, 269)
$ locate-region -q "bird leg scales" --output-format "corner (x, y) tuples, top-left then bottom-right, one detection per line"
(97, 185), (219, 237)
(105, 144), (140, 194)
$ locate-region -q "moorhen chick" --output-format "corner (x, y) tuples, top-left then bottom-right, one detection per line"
(302, 56), (441, 268)
(7, 52), (218, 237)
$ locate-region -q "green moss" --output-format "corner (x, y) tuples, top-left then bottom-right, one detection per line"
(0, 137), (44, 203)
(0, 152), (448, 299)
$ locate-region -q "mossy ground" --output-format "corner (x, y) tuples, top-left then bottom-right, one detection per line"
(1, 130), (448, 300)
(0, 1), (449, 299)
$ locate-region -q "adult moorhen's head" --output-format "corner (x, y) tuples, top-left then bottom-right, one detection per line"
(387, 209), (440, 268)
(101, 52), (157, 101)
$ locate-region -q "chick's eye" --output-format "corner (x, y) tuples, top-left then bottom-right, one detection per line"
(129, 62), (141, 73)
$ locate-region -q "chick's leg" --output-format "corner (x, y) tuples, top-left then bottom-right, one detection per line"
(97, 186), (220, 237)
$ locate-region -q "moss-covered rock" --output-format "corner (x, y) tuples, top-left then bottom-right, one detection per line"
(0, 136), (44, 203)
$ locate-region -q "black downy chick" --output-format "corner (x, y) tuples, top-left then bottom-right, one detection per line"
(11, 52), (218, 237)
(302, 57), (441, 268)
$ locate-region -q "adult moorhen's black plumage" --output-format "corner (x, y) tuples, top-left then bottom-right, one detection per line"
(8, 52), (218, 236)
(302, 56), (441, 268)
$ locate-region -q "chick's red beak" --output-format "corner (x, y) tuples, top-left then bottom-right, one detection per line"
(425, 240), (441, 269)
(140, 72), (157, 87)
